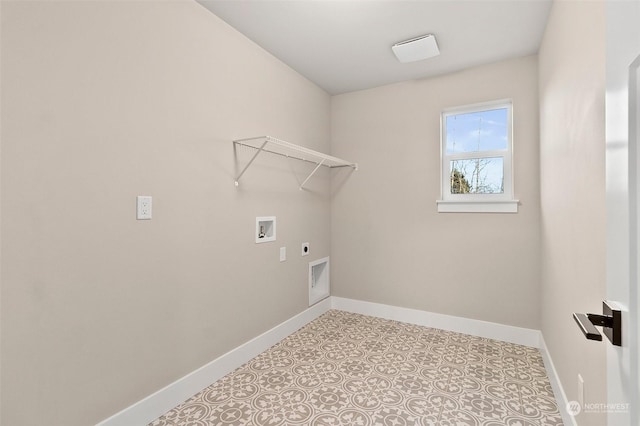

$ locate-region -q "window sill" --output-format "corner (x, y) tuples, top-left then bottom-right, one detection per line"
(436, 199), (519, 213)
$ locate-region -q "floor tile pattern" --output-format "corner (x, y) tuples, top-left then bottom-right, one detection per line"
(150, 310), (563, 426)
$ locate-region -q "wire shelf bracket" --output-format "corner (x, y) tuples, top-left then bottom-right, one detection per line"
(233, 136), (358, 190)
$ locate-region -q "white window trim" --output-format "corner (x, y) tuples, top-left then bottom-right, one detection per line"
(436, 199), (519, 213)
(437, 99), (518, 213)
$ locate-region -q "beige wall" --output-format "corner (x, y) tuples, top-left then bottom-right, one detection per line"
(538, 2), (606, 425)
(0, 1), (331, 424)
(331, 56), (541, 329)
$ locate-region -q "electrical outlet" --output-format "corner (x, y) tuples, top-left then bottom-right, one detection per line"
(302, 242), (310, 256)
(578, 374), (584, 407)
(137, 196), (152, 220)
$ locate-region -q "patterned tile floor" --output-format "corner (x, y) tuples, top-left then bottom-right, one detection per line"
(150, 310), (563, 426)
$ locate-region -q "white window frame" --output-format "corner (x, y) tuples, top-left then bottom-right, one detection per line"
(437, 99), (519, 213)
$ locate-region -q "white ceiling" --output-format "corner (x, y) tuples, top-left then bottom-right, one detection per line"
(196, 0), (552, 95)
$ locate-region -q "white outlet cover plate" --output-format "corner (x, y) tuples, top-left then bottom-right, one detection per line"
(302, 242), (310, 256)
(137, 196), (152, 220)
(578, 374), (584, 407)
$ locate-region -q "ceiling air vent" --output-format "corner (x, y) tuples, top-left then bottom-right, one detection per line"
(392, 34), (440, 63)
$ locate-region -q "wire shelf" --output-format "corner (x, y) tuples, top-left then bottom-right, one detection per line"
(233, 136), (357, 189)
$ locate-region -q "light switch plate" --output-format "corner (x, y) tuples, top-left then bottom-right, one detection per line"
(280, 247), (286, 262)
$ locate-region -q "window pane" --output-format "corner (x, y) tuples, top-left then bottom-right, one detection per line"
(445, 108), (508, 154)
(450, 157), (504, 194)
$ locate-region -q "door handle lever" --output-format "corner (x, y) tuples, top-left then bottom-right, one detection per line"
(573, 313), (603, 341)
(573, 301), (621, 346)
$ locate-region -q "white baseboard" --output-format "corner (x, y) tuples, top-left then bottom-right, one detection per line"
(95, 298), (332, 426)
(539, 334), (577, 426)
(331, 296), (541, 348)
